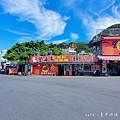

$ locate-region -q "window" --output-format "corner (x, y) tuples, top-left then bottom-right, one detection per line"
(84, 64), (91, 71)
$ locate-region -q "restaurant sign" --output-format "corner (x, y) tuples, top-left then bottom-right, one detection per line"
(30, 55), (98, 63)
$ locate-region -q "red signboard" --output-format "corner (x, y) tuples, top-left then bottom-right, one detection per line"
(70, 55), (98, 62)
(30, 55), (71, 63)
(32, 64), (58, 75)
(53, 56), (70, 62)
(30, 56), (51, 62)
(102, 40), (120, 55)
(8, 68), (18, 75)
(30, 55), (98, 63)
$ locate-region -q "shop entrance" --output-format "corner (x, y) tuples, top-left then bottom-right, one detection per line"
(118, 62), (120, 75)
(58, 65), (64, 75)
(107, 61), (119, 75)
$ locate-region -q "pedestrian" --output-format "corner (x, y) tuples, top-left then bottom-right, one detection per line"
(93, 70), (96, 76)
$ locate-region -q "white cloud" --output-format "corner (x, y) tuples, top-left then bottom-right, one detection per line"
(83, 16), (120, 39)
(70, 33), (79, 40)
(83, 4), (120, 39)
(63, 16), (70, 21)
(16, 36), (68, 44)
(62, 0), (76, 7)
(16, 36), (35, 42)
(52, 39), (69, 44)
(62, 0), (120, 40)
(0, 0), (67, 39)
(2, 28), (31, 36)
(112, 5), (120, 18)
(88, 0), (116, 16)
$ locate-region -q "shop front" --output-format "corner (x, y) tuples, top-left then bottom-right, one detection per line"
(97, 56), (120, 75)
(30, 54), (99, 76)
(89, 36), (120, 76)
(107, 61), (120, 76)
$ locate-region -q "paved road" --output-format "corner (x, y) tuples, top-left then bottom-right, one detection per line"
(0, 75), (120, 120)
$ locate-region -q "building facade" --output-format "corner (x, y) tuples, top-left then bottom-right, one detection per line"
(89, 36), (120, 76)
(29, 54), (99, 76)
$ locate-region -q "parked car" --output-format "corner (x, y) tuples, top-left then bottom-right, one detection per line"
(4, 66), (18, 74)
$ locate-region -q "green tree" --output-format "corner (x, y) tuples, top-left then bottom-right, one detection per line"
(52, 46), (62, 55)
(3, 43), (34, 64)
(75, 42), (92, 54)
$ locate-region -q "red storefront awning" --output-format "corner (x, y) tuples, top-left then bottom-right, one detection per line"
(97, 56), (120, 60)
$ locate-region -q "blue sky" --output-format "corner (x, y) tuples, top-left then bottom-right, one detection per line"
(0, 0), (120, 50)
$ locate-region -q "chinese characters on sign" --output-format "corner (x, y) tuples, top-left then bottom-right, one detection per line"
(53, 56), (69, 62)
(30, 55), (98, 63)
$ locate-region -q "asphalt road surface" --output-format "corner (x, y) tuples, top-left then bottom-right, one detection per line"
(0, 75), (120, 120)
